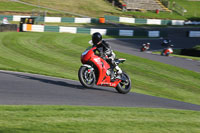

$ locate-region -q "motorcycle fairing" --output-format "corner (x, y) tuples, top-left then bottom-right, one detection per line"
(89, 51), (121, 87)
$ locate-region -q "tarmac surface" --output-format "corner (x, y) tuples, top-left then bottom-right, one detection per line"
(0, 70), (200, 111)
(0, 28), (200, 110)
(107, 38), (200, 72)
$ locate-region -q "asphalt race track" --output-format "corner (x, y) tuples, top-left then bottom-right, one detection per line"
(0, 70), (200, 111)
(0, 35), (200, 111)
(107, 38), (200, 73)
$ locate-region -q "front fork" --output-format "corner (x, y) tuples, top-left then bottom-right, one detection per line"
(83, 64), (94, 72)
(82, 64), (94, 81)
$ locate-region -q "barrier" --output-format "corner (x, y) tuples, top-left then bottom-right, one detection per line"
(59, 27), (77, 33)
(75, 18), (91, 23)
(0, 24), (17, 32)
(135, 18), (147, 24)
(104, 15), (188, 26)
(148, 31), (160, 37)
(77, 27), (90, 34)
(31, 25), (44, 32)
(171, 20), (185, 25)
(119, 17), (135, 23)
(22, 24), (163, 37)
(99, 18), (105, 23)
(90, 28), (107, 35)
(61, 17), (74, 23)
(45, 17), (61, 23)
(44, 26), (59, 32)
(26, 24), (32, 31)
(119, 30), (134, 36)
(147, 19), (161, 25)
(1, 14), (200, 26)
(188, 31), (200, 37)
(13, 15), (30, 21)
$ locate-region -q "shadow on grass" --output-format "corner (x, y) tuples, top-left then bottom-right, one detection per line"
(188, 17), (200, 21)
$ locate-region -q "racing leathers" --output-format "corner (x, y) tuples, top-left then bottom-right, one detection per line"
(93, 40), (122, 79)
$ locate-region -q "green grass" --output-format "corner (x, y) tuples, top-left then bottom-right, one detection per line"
(0, 105), (200, 133)
(19, 0), (184, 20)
(20, 0), (122, 17)
(0, 0), (188, 20)
(0, 0), (36, 12)
(152, 51), (200, 61)
(169, 0), (200, 20)
(152, 48), (200, 61)
(9, 21), (119, 29)
(0, 0), (77, 17)
(122, 10), (186, 20)
(0, 32), (199, 105)
(193, 45), (200, 50)
(167, 53), (199, 61)
(0, 0), (59, 15)
(0, 0), (200, 20)
(170, 54), (200, 60)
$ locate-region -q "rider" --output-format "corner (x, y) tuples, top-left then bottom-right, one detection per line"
(162, 44), (174, 56)
(142, 42), (150, 50)
(162, 39), (171, 47)
(91, 32), (122, 80)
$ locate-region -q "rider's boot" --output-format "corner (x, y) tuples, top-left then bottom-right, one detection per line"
(115, 66), (122, 79)
(110, 70), (115, 82)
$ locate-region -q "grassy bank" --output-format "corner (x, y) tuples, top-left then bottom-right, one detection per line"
(0, 0), (198, 20)
(0, 106), (200, 133)
(0, 32), (199, 105)
(152, 51), (200, 61)
(0, 0), (78, 17)
(157, 52), (200, 61)
(169, 0), (200, 20)
(0, 0), (35, 12)
(0, 0), (60, 15)
(20, 0), (121, 17)
(152, 46), (200, 61)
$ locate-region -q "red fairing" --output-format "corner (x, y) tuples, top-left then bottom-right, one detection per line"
(81, 47), (96, 64)
(80, 46), (121, 87)
(164, 48), (173, 54)
(90, 56), (110, 86)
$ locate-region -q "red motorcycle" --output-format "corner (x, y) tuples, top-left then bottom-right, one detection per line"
(140, 43), (150, 52)
(161, 45), (174, 56)
(78, 46), (131, 94)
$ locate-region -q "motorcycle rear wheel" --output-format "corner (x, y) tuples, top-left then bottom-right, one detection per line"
(115, 72), (131, 94)
(78, 66), (96, 88)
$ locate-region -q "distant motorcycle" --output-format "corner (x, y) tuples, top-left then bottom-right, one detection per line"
(161, 45), (174, 56)
(140, 43), (150, 52)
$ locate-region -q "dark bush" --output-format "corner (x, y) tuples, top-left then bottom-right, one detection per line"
(0, 24), (17, 32)
(180, 46), (200, 57)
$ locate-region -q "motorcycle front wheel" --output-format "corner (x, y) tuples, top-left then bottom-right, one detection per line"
(140, 48), (145, 52)
(78, 66), (96, 88)
(115, 72), (131, 94)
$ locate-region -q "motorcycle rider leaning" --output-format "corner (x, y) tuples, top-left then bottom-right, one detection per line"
(142, 42), (150, 50)
(91, 32), (122, 80)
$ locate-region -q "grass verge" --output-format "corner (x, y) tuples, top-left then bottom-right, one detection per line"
(152, 49), (200, 61)
(0, 105), (200, 133)
(0, 32), (199, 105)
